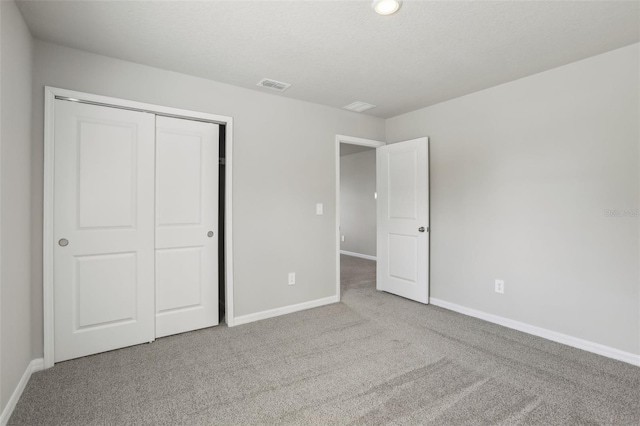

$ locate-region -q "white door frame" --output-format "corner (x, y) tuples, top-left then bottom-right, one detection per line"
(335, 134), (385, 300)
(43, 86), (235, 368)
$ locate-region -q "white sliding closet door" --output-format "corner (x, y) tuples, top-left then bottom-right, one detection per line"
(53, 100), (155, 362)
(155, 116), (219, 338)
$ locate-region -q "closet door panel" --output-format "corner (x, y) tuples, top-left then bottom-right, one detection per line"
(155, 116), (219, 338)
(53, 100), (155, 362)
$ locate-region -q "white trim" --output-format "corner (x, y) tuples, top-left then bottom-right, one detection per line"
(340, 250), (377, 261)
(336, 134), (386, 147)
(0, 358), (44, 426)
(46, 87), (229, 123)
(233, 295), (339, 326)
(43, 88), (56, 368)
(430, 298), (640, 367)
(42, 87), (235, 366)
(335, 134), (385, 303)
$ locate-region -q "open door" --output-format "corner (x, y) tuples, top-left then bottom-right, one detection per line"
(376, 137), (429, 303)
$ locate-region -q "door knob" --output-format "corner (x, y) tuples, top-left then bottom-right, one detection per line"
(418, 227), (425, 233)
(207, 231), (214, 238)
(58, 238), (69, 247)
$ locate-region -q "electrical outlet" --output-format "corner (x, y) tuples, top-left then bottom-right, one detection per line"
(316, 203), (323, 215)
(341, 235), (345, 242)
(495, 279), (504, 294)
(288, 272), (296, 285)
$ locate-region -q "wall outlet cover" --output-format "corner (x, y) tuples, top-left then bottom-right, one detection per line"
(288, 272), (296, 285)
(495, 279), (505, 294)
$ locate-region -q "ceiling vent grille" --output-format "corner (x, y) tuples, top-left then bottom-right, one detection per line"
(343, 101), (376, 113)
(257, 78), (291, 92)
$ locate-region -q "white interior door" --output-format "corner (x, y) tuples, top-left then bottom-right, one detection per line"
(53, 100), (155, 362)
(155, 116), (219, 338)
(376, 137), (429, 303)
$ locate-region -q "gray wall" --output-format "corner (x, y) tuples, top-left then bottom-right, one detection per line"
(3, 14), (636, 377)
(29, 41), (386, 357)
(340, 149), (376, 257)
(1, 0), (33, 411)
(386, 44), (640, 355)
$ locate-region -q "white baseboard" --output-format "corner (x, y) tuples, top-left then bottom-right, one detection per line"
(233, 295), (340, 327)
(429, 298), (640, 367)
(0, 358), (44, 426)
(340, 250), (377, 261)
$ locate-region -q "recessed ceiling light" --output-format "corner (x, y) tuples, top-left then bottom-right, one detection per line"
(372, 0), (402, 16)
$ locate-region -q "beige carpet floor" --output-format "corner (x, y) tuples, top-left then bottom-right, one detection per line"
(9, 254), (640, 425)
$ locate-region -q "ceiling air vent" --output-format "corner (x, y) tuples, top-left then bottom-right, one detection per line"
(257, 78), (291, 92)
(343, 101), (376, 113)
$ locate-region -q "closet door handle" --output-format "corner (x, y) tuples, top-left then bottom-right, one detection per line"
(59, 238), (69, 247)
(207, 231), (214, 238)
(418, 227), (425, 233)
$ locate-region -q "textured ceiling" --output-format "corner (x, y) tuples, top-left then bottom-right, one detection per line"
(17, 0), (640, 118)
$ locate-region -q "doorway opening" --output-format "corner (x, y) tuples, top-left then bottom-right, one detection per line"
(335, 135), (430, 305)
(335, 135), (385, 300)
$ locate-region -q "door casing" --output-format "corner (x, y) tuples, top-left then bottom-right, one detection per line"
(43, 86), (235, 369)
